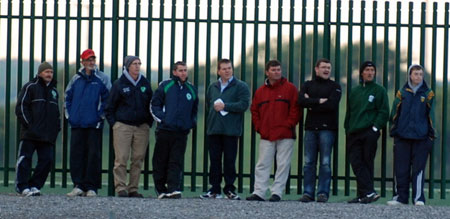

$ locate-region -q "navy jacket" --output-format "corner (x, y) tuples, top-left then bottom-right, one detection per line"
(65, 68), (110, 129)
(15, 76), (61, 144)
(151, 76), (198, 134)
(390, 81), (436, 140)
(105, 73), (153, 127)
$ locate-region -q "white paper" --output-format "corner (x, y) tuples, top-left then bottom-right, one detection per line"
(214, 98), (228, 116)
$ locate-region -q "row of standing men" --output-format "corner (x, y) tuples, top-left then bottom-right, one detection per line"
(14, 49), (436, 206)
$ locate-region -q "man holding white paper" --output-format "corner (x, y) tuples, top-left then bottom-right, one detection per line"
(200, 59), (250, 200)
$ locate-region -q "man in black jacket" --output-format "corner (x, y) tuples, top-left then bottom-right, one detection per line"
(105, 56), (153, 198)
(15, 62), (61, 196)
(298, 58), (341, 203)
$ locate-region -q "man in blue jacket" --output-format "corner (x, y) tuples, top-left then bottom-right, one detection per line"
(65, 49), (110, 197)
(105, 56), (153, 198)
(387, 64), (435, 206)
(15, 62), (61, 196)
(151, 61), (198, 199)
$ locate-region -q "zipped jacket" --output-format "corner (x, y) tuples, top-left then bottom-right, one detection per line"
(298, 76), (341, 130)
(15, 76), (61, 144)
(206, 78), (250, 136)
(65, 68), (110, 129)
(390, 81), (436, 140)
(251, 77), (300, 141)
(151, 76), (198, 134)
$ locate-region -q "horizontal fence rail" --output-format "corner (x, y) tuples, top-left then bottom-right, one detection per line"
(0, 0), (449, 198)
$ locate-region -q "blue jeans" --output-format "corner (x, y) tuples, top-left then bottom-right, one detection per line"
(303, 130), (335, 198)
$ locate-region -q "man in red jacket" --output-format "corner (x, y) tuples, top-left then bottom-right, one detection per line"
(246, 60), (300, 202)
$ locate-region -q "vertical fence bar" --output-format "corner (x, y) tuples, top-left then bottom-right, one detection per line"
(276, 0), (282, 61)
(323, 0), (331, 59)
(16, 0), (25, 162)
(76, 0), (82, 69)
(124, 0), (129, 55)
(394, 2), (401, 93)
(109, 0), (120, 196)
(407, 2), (413, 67)
(42, 0), (47, 61)
(182, 0), (188, 62)
(429, 2), (437, 199)
(265, 0), (270, 62)
(30, 0), (36, 80)
(136, 0), (141, 56)
(344, 0), (354, 196)
(332, 0), (341, 196)
(441, 2), (449, 200)
(100, 0), (106, 70)
(51, 0), (59, 188)
(419, 2), (425, 67)
(88, 0), (93, 48)
(250, 0), (258, 193)
(229, 0), (235, 62)
(382, 1), (389, 197)
(169, 0), (176, 72)
(192, 0), (200, 191)
(158, 0), (164, 81)
(312, 0), (318, 64)
(4, 0), (12, 187)
(298, 0), (307, 195)
(288, 0), (294, 82)
(202, 0), (212, 192)
(218, 0), (224, 59)
(371, 1), (377, 62)
(144, 0), (153, 191)
(359, 1), (365, 63)
(63, 0), (71, 189)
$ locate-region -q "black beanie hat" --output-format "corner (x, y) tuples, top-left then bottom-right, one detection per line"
(38, 62), (53, 75)
(359, 61), (376, 75)
(123, 56), (140, 71)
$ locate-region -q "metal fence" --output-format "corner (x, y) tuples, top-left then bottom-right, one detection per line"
(0, 0), (449, 198)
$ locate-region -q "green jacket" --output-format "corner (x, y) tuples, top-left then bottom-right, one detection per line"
(344, 80), (389, 134)
(206, 77), (250, 136)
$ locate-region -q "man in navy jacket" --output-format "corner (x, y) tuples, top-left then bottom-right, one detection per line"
(151, 61), (198, 199)
(65, 49), (110, 197)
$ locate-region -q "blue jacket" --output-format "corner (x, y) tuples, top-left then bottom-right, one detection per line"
(65, 68), (110, 129)
(389, 81), (436, 140)
(151, 76), (198, 134)
(105, 71), (153, 127)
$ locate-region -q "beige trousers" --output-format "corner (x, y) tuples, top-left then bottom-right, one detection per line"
(112, 122), (149, 193)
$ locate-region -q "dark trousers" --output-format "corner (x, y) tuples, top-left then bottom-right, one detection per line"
(346, 128), (380, 198)
(393, 138), (433, 204)
(152, 129), (188, 194)
(208, 135), (238, 194)
(15, 139), (54, 193)
(70, 128), (102, 191)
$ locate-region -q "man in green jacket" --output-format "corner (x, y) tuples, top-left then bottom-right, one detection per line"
(344, 61), (389, 204)
(200, 59), (250, 200)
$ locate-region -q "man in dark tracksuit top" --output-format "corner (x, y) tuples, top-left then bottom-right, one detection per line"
(200, 59), (250, 200)
(15, 62), (61, 196)
(298, 58), (341, 203)
(151, 61), (199, 199)
(344, 61), (389, 204)
(105, 56), (153, 198)
(387, 64), (436, 206)
(65, 49), (110, 197)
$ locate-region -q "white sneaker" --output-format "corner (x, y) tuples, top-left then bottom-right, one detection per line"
(85, 190), (97, 197)
(387, 200), (403, 206)
(415, 201), (425, 206)
(21, 188), (32, 197)
(67, 188), (84, 197)
(157, 193), (168, 199)
(30, 187), (41, 196)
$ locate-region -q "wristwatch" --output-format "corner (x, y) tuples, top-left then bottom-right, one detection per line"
(372, 126), (378, 132)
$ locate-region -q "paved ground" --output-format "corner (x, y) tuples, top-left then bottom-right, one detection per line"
(1, 193), (450, 219)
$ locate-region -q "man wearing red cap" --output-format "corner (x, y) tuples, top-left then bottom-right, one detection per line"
(65, 49), (111, 197)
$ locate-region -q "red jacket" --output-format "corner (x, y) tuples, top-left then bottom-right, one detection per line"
(251, 77), (301, 141)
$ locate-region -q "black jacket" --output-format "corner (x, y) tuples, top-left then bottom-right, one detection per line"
(105, 73), (153, 127)
(15, 76), (61, 144)
(298, 76), (341, 130)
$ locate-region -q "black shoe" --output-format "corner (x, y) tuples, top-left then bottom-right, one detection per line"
(268, 194), (281, 202)
(298, 194), (314, 203)
(316, 193), (328, 203)
(246, 194), (265, 201)
(347, 197), (361, 204)
(117, 190), (128, 197)
(128, 191), (144, 198)
(224, 191), (241, 200)
(360, 193), (380, 204)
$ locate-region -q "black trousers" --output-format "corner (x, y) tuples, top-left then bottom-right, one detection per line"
(152, 129), (188, 194)
(208, 135), (238, 194)
(393, 138), (433, 204)
(70, 128), (102, 191)
(15, 139), (54, 193)
(346, 128), (380, 198)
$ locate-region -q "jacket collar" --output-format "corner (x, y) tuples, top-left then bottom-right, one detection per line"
(36, 76), (57, 88)
(122, 67), (142, 86)
(265, 77), (286, 88)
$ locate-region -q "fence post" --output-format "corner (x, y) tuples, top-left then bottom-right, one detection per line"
(323, 0), (331, 59)
(441, 2), (449, 200)
(4, 0), (12, 187)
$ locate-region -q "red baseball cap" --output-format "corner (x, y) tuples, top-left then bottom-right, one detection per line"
(81, 49), (96, 60)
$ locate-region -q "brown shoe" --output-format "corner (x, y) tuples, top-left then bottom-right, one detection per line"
(128, 191), (144, 198)
(117, 190), (128, 197)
